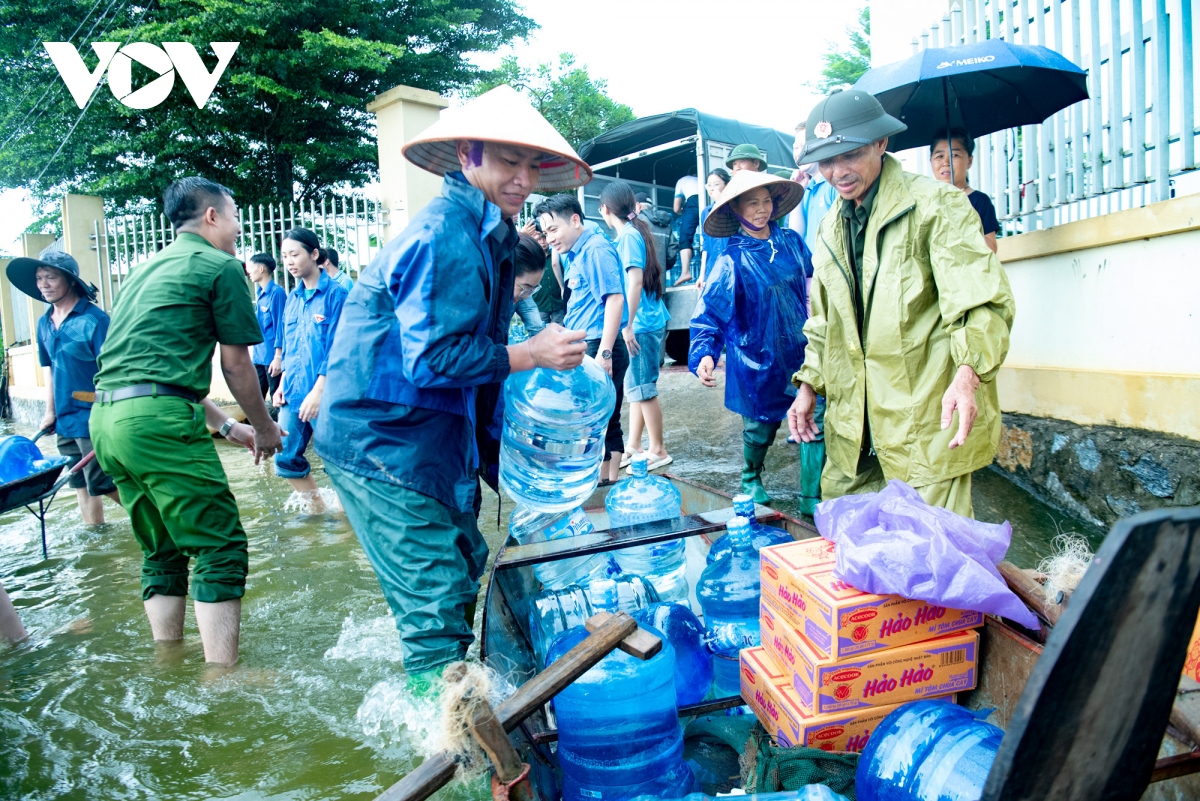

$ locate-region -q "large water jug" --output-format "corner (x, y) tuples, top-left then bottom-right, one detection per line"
(509, 505), (616, 591)
(696, 516), (762, 697)
(530, 576), (658, 667)
(633, 788), (850, 801)
(856, 699), (1003, 801)
(706, 494), (792, 564)
(607, 454), (688, 603)
(500, 357), (615, 513)
(632, 602), (714, 707)
(547, 588), (698, 801)
(0, 436), (63, 484)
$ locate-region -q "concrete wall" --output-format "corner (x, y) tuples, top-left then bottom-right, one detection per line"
(368, 84), (449, 239)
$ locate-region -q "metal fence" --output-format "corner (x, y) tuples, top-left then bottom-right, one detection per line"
(906, 0), (1197, 233)
(100, 196), (388, 304)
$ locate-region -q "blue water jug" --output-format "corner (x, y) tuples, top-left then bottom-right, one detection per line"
(500, 357), (615, 514)
(509, 505), (617, 591)
(547, 584), (698, 801)
(632, 602), (714, 707)
(706, 494), (793, 564)
(0, 435), (48, 484)
(530, 576), (659, 668)
(636, 788), (850, 801)
(856, 699), (1004, 801)
(607, 454), (688, 603)
(696, 516), (762, 697)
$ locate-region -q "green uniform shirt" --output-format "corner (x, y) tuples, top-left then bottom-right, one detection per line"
(533, 252), (564, 315)
(840, 174), (881, 332)
(95, 232), (263, 398)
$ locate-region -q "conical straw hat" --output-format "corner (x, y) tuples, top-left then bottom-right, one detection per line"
(401, 85), (593, 192)
(702, 169), (804, 238)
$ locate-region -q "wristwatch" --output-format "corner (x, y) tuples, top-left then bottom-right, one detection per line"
(600, 349), (613, 360)
(218, 418), (236, 438)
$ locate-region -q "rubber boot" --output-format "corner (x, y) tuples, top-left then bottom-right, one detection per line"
(404, 663), (447, 701)
(798, 438), (825, 517)
(741, 444), (771, 504)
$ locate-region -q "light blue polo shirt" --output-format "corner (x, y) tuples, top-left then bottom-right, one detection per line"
(615, 225), (670, 334)
(562, 224), (627, 341)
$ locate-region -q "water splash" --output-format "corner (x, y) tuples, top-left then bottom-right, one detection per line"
(323, 615), (403, 663)
(282, 487), (343, 515)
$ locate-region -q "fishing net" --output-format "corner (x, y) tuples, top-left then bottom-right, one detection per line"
(741, 725), (859, 799)
(1036, 533), (1094, 600)
(432, 660), (515, 776)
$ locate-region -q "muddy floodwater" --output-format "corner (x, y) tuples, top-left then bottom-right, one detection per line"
(0, 367), (1102, 799)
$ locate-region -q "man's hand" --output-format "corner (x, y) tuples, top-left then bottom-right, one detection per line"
(298, 386), (322, 423)
(39, 412), (56, 432)
(526, 324), (587, 371)
(941, 365), (981, 449)
(599, 354), (613, 377)
(225, 422), (257, 453)
(252, 420), (285, 465)
(268, 355), (283, 377)
(622, 326), (640, 357)
(520, 220), (537, 237)
(272, 384), (286, 407)
(788, 382), (821, 443)
(696, 355), (717, 387)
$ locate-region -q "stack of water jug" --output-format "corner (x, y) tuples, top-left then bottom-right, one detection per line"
(500, 358), (792, 801)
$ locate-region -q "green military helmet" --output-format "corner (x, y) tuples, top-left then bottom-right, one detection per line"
(796, 88), (907, 165)
(769, 167), (794, 179)
(725, 143), (768, 171)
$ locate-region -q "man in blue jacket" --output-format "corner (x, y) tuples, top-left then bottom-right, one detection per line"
(247, 253), (285, 415)
(315, 86), (590, 690)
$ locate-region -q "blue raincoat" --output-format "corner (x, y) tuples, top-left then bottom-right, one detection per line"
(688, 221), (812, 422)
(314, 172), (516, 514)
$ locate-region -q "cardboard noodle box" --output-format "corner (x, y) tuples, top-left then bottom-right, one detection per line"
(740, 645), (957, 753)
(761, 599), (979, 714)
(760, 539), (983, 660)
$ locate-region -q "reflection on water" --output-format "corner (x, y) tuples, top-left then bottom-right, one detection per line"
(0, 370), (1103, 798)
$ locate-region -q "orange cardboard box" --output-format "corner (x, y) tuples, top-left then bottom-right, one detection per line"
(740, 645), (905, 753)
(760, 538), (983, 660)
(1183, 614), (1200, 682)
(761, 598), (979, 714)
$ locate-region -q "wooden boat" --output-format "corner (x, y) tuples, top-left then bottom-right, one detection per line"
(478, 475), (1200, 800)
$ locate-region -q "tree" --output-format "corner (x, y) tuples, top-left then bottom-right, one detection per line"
(815, 6), (871, 93)
(0, 0), (534, 214)
(472, 53), (635, 150)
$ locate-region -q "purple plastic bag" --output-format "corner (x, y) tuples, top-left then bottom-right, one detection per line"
(815, 480), (1040, 630)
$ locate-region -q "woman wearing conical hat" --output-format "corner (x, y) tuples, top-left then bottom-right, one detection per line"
(313, 86), (591, 692)
(689, 169), (812, 505)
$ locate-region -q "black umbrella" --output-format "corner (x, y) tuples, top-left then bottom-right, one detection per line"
(854, 39), (1089, 169)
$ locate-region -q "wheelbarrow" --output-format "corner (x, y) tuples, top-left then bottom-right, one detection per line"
(0, 426), (97, 559)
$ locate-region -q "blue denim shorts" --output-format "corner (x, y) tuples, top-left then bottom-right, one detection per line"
(625, 328), (665, 402)
(275, 404), (314, 479)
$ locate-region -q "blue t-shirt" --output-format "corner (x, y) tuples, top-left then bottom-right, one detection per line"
(331, 270), (354, 292)
(801, 175), (839, 260)
(616, 225), (670, 334)
(562, 225), (627, 341)
(252, 279), (286, 366)
(37, 298), (109, 438)
(700, 204), (730, 266)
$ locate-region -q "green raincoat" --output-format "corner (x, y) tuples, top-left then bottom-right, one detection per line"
(793, 155), (1015, 488)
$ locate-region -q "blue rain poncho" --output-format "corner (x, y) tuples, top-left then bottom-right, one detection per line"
(688, 221), (812, 422)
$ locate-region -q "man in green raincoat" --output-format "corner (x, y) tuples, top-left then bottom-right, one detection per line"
(787, 89), (1015, 519)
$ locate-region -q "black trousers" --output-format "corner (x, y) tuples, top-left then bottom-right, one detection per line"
(585, 337), (630, 460)
(255, 363), (281, 400)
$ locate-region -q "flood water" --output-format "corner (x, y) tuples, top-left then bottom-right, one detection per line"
(0, 367), (1102, 800)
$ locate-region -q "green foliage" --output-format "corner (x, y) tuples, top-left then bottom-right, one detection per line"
(472, 53), (635, 150)
(816, 6), (871, 93)
(0, 0), (534, 215)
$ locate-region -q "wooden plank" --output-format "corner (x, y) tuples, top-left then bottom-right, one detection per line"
(983, 508), (1200, 801)
(997, 560), (1066, 627)
(584, 611), (662, 660)
(468, 702), (525, 783)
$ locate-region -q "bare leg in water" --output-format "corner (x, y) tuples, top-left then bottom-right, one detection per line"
(0, 581), (27, 641)
(286, 476), (326, 513)
(145, 594), (240, 665)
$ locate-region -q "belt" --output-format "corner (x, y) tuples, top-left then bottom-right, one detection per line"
(96, 383), (198, 404)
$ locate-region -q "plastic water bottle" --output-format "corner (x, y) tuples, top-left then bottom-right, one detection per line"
(547, 585), (698, 801)
(706, 494), (793, 564)
(696, 516), (762, 697)
(607, 454), (688, 603)
(500, 357), (615, 513)
(509, 505), (616, 591)
(0, 435), (64, 484)
(856, 699), (1003, 801)
(530, 576), (659, 668)
(632, 602), (714, 707)
(632, 788), (850, 801)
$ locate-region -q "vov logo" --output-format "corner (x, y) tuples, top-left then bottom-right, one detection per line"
(43, 42), (238, 110)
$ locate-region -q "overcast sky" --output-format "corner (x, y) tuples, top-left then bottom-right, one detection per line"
(1, 0), (952, 256)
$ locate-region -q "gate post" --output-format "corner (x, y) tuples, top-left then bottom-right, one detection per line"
(368, 85), (449, 242)
(61, 194), (107, 310)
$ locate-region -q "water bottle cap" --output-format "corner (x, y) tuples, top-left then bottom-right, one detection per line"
(588, 577), (620, 612)
(630, 452), (650, 477)
(732, 494), (754, 515)
(726, 515), (753, 551)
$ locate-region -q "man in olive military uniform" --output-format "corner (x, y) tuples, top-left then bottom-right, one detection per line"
(91, 177), (284, 665)
(787, 89), (1015, 518)
(725, 143), (768, 173)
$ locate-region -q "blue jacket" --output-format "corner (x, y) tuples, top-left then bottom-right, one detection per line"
(688, 222), (812, 422)
(281, 271), (348, 406)
(252, 279), (286, 366)
(314, 173), (516, 514)
(37, 298), (109, 438)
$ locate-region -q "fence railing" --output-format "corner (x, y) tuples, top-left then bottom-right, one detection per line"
(905, 0), (1196, 234)
(101, 195), (388, 303)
